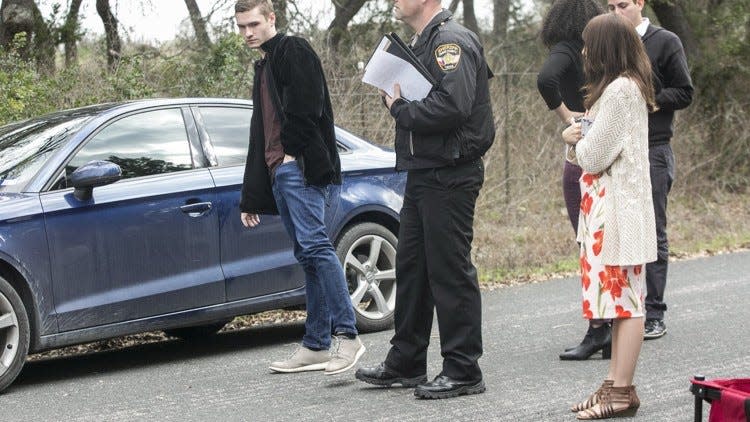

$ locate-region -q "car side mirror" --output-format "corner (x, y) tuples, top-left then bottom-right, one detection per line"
(70, 160), (122, 201)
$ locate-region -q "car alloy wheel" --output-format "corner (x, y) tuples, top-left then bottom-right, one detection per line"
(0, 276), (30, 393)
(336, 222), (397, 333)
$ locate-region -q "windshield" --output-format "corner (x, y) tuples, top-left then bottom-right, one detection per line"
(0, 110), (101, 193)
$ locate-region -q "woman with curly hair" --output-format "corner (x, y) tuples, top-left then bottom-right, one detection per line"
(562, 13), (658, 419)
(537, 0), (608, 362)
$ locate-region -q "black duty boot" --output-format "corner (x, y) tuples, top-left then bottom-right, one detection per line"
(414, 375), (486, 399)
(355, 362), (427, 387)
(559, 323), (612, 360)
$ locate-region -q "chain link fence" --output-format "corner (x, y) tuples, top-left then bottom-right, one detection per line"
(328, 72), (579, 277)
(328, 69), (750, 279)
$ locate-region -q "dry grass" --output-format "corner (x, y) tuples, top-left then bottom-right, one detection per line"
(328, 73), (750, 285)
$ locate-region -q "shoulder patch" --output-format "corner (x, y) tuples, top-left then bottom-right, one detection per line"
(434, 43), (461, 72)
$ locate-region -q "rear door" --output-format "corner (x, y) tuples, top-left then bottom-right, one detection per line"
(191, 105), (304, 301)
(41, 107), (225, 331)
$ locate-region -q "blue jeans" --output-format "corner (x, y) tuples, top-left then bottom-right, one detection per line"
(272, 161), (357, 350)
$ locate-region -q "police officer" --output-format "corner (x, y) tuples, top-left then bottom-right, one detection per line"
(355, 0), (495, 399)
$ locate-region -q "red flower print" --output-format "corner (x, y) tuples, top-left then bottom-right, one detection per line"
(582, 173), (599, 187)
(592, 230), (604, 256)
(599, 266), (629, 300)
(598, 187), (606, 197)
(634, 265), (642, 276)
(583, 300), (593, 319)
(615, 305), (631, 318)
(580, 255), (592, 290)
(580, 192), (593, 215)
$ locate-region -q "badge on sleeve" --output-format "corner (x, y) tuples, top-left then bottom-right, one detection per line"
(435, 43), (461, 72)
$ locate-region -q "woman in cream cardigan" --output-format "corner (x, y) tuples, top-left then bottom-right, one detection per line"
(562, 13), (657, 420)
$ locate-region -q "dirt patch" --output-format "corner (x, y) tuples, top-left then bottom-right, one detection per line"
(28, 310), (307, 362)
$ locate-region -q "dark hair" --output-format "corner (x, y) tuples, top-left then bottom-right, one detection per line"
(540, 0), (605, 48)
(582, 14), (657, 112)
(235, 0), (274, 16)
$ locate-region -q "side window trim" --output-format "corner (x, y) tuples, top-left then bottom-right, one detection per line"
(181, 106), (210, 169)
(189, 106), (219, 167)
(336, 141), (352, 154)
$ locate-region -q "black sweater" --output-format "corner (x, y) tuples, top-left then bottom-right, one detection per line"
(642, 24), (694, 145)
(537, 40), (585, 113)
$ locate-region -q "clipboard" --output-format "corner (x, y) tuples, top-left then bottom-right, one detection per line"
(361, 33), (436, 101)
(384, 32), (437, 87)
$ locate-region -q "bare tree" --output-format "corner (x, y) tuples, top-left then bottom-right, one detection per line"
(0, 0), (55, 72)
(274, 0), (287, 31)
(493, 0), (509, 38)
(649, 0), (698, 60)
(446, 0), (480, 38)
(96, 0), (121, 70)
(184, 0), (211, 50)
(462, 0), (480, 37)
(327, 0), (368, 50)
(61, 0), (84, 67)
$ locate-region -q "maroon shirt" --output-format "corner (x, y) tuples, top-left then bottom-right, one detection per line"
(258, 62), (284, 179)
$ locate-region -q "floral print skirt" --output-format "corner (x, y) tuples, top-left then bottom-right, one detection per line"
(579, 172), (645, 320)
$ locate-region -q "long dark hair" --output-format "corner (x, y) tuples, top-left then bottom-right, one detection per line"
(540, 0), (605, 48)
(582, 14), (657, 112)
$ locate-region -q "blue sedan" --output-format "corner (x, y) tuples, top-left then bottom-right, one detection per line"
(0, 98), (404, 392)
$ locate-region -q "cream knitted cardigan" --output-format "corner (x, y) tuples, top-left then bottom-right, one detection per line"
(575, 77), (657, 265)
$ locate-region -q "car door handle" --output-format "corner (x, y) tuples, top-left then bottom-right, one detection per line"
(180, 202), (213, 217)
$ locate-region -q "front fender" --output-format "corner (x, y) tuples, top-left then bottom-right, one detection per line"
(331, 172), (405, 241)
(0, 241), (57, 350)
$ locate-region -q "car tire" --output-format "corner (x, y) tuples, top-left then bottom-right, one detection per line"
(0, 276), (30, 394)
(335, 222), (397, 333)
(163, 319), (232, 341)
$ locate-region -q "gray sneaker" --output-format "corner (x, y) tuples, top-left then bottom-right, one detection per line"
(269, 345), (330, 373)
(325, 335), (366, 375)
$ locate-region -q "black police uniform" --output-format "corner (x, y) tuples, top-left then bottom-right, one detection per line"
(384, 9), (495, 383)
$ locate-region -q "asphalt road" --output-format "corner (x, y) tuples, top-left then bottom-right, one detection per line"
(2, 251), (749, 421)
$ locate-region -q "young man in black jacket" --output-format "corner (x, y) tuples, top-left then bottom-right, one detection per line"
(608, 0), (694, 339)
(355, 0), (494, 399)
(235, 0), (364, 375)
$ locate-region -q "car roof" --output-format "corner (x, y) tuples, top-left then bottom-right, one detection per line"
(96, 98), (253, 116)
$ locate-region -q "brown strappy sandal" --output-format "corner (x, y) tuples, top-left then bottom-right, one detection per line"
(571, 380), (614, 412)
(576, 385), (640, 420)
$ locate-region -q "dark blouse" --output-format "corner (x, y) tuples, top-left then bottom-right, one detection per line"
(536, 40), (585, 113)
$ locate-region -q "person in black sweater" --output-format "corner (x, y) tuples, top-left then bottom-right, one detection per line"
(608, 0), (693, 340)
(537, 0), (608, 361)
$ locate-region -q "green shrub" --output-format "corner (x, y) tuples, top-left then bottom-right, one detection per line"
(0, 36), (54, 125)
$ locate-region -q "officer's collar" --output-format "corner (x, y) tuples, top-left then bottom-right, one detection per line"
(412, 9), (452, 50)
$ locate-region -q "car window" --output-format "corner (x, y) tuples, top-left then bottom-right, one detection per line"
(0, 115), (94, 193)
(198, 107), (251, 167)
(63, 108), (193, 184)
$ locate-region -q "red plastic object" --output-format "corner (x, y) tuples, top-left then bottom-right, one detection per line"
(691, 376), (750, 422)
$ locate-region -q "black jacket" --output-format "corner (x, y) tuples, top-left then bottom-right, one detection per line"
(240, 33), (341, 215)
(536, 40), (585, 113)
(389, 10), (495, 171)
(642, 24), (694, 145)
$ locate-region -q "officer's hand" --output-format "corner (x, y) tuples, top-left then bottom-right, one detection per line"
(241, 212), (261, 228)
(378, 89), (389, 109)
(384, 84), (402, 110)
